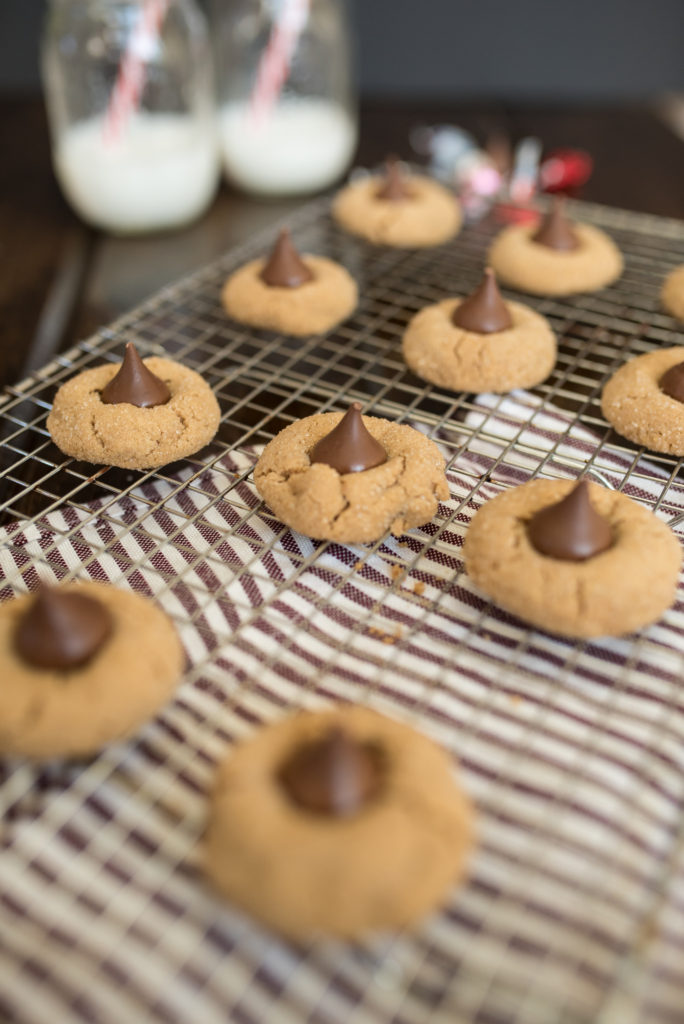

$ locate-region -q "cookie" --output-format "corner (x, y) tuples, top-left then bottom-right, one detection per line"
(332, 166), (461, 248)
(489, 212), (623, 296)
(47, 348), (221, 470)
(601, 347), (684, 454)
(0, 582), (184, 758)
(221, 232), (357, 337)
(204, 706), (474, 939)
(463, 478), (680, 638)
(402, 278), (556, 393)
(254, 406), (449, 544)
(662, 265), (684, 322)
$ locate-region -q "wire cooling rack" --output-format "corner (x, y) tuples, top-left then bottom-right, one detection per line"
(2, 194), (684, 1024)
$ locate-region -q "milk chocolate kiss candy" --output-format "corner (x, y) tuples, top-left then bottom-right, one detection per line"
(452, 268), (513, 333)
(532, 198), (580, 252)
(260, 229), (314, 288)
(278, 727), (383, 817)
(14, 586), (113, 671)
(527, 480), (613, 561)
(101, 343), (171, 408)
(376, 157), (413, 201)
(660, 361), (684, 403)
(310, 403), (387, 475)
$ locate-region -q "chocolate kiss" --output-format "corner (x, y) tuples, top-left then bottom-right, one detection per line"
(259, 228), (314, 288)
(278, 727), (383, 817)
(310, 403), (387, 475)
(14, 586), (113, 671)
(532, 197), (580, 252)
(660, 361), (684, 403)
(376, 157), (413, 201)
(101, 343), (171, 408)
(527, 480), (613, 561)
(452, 268), (513, 333)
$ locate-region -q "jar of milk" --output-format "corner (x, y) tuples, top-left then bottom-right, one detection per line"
(212, 0), (358, 197)
(42, 0), (220, 234)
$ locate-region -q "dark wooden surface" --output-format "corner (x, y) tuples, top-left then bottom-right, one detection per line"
(2, 96), (684, 391)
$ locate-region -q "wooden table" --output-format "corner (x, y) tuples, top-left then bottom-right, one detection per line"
(2, 97), (684, 391)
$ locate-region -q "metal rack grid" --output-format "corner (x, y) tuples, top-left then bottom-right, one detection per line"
(1, 195), (684, 1024)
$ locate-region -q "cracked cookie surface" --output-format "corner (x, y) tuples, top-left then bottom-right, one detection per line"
(601, 348), (684, 454)
(402, 297), (556, 393)
(662, 265), (684, 322)
(332, 174), (462, 247)
(47, 356), (221, 469)
(463, 479), (680, 638)
(254, 411), (450, 544)
(221, 254), (357, 336)
(488, 222), (623, 296)
(205, 705), (474, 939)
(0, 582), (184, 758)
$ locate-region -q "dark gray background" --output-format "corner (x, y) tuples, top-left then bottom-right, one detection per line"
(2, 0), (684, 100)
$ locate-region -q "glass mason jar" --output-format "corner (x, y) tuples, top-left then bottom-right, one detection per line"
(211, 0), (358, 196)
(42, 0), (220, 234)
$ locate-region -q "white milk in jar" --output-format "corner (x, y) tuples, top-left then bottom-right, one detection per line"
(55, 114), (220, 234)
(42, 0), (218, 234)
(218, 99), (357, 196)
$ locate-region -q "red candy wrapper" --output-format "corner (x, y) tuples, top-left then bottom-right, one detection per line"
(540, 148), (594, 195)
(413, 125), (594, 222)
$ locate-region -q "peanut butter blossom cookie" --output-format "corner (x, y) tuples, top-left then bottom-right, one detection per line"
(463, 478), (680, 638)
(488, 198), (623, 296)
(332, 158), (462, 247)
(47, 343), (221, 470)
(254, 403), (449, 543)
(205, 706), (474, 939)
(662, 265), (684, 322)
(0, 582), (184, 758)
(402, 268), (556, 393)
(221, 228), (358, 336)
(602, 347), (684, 454)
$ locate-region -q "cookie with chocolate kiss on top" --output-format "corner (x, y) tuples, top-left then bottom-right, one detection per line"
(463, 478), (680, 638)
(221, 228), (358, 336)
(333, 158), (462, 247)
(205, 705), (474, 939)
(47, 343), (220, 470)
(402, 268), (556, 393)
(254, 404), (449, 544)
(489, 197), (623, 296)
(662, 265), (684, 322)
(0, 582), (184, 758)
(602, 347), (684, 454)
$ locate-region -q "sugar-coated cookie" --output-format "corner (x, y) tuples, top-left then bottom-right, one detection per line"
(221, 229), (357, 336)
(489, 201), (622, 296)
(463, 478), (680, 638)
(662, 265), (684, 322)
(602, 347), (684, 454)
(205, 705), (474, 939)
(333, 161), (461, 247)
(48, 345), (220, 470)
(254, 405), (449, 544)
(0, 582), (184, 758)
(402, 270), (556, 393)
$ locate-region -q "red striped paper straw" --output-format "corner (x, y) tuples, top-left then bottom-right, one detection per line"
(249, 0), (311, 128)
(103, 0), (170, 146)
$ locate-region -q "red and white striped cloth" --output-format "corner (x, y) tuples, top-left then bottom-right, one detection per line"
(1, 392), (684, 1022)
